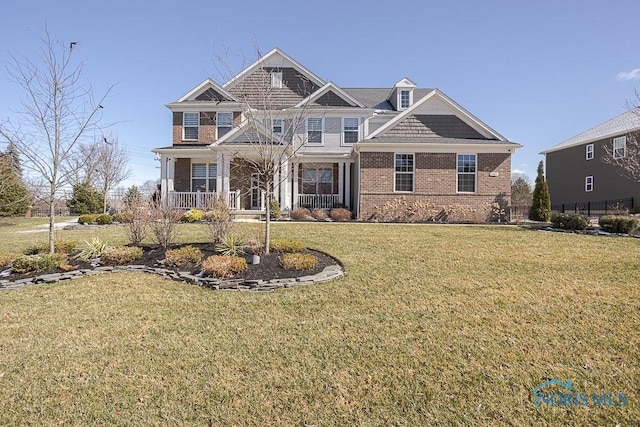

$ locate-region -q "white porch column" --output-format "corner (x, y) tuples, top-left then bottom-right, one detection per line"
(338, 162), (344, 204)
(216, 152), (223, 194)
(160, 155), (174, 206)
(292, 162), (299, 209)
(223, 154), (231, 194)
(273, 158), (280, 204)
(280, 159), (290, 210)
(345, 162), (351, 208)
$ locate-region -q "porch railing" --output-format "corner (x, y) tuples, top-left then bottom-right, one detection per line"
(298, 194), (340, 210)
(168, 191), (240, 210)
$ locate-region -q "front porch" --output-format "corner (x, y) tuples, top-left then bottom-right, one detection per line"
(167, 191), (341, 212)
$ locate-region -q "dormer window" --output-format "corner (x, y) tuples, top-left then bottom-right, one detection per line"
(400, 90), (411, 109)
(271, 72), (283, 89)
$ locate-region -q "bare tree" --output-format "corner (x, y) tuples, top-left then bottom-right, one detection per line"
(603, 128), (640, 182)
(92, 134), (132, 213)
(0, 29), (113, 253)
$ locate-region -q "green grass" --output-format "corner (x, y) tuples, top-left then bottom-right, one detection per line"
(0, 219), (639, 425)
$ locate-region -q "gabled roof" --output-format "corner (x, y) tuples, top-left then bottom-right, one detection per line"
(176, 78), (237, 103)
(366, 89), (508, 142)
(294, 82), (366, 108)
(541, 108), (640, 154)
(210, 117), (286, 147)
(343, 88), (434, 111)
(223, 48), (326, 90)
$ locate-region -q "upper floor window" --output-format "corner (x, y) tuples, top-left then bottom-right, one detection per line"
(585, 175), (594, 192)
(183, 112), (199, 140)
(400, 90), (411, 109)
(272, 118), (283, 134)
(271, 72), (283, 89)
(395, 153), (414, 192)
(343, 118), (359, 144)
(306, 118), (323, 145)
(613, 136), (626, 159)
(457, 154), (477, 193)
(217, 112), (233, 139)
(586, 143), (594, 160)
(192, 163), (217, 192)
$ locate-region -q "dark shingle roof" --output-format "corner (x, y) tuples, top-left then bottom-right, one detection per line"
(362, 136), (518, 145)
(343, 88), (434, 110)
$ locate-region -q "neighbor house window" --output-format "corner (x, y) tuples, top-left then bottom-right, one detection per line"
(613, 136), (626, 159)
(307, 118), (323, 144)
(183, 112), (199, 140)
(217, 112), (233, 138)
(343, 118), (359, 144)
(400, 90), (410, 109)
(395, 153), (414, 192)
(586, 143), (594, 160)
(191, 163), (217, 192)
(301, 165), (333, 194)
(271, 71), (283, 89)
(457, 154), (476, 193)
(585, 176), (593, 192)
(272, 118), (283, 134)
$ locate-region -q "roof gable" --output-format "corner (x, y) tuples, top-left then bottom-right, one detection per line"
(295, 82), (365, 108)
(177, 78), (237, 103)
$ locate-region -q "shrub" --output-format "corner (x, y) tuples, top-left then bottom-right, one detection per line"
(12, 253), (67, 274)
(629, 206), (640, 215)
(291, 207), (312, 220)
(100, 246), (143, 265)
(113, 212), (135, 223)
(269, 199), (281, 220)
(25, 240), (77, 255)
(202, 255), (247, 278)
(311, 209), (329, 220)
(245, 238), (264, 255)
(76, 238), (112, 262)
(373, 197), (439, 223)
(78, 214), (99, 225)
(95, 214), (113, 225)
(148, 206), (182, 249)
(204, 196), (234, 243)
(182, 209), (204, 223)
(0, 252), (19, 269)
(216, 235), (245, 256)
(279, 253), (318, 270)
(599, 215), (639, 234)
(330, 208), (352, 221)
(165, 245), (203, 268)
(121, 209), (149, 246)
(550, 213), (588, 230)
(270, 239), (305, 253)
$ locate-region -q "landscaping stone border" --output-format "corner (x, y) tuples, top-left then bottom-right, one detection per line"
(0, 263), (344, 292)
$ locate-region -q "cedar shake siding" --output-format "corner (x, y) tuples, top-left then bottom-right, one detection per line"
(195, 88), (226, 102)
(358, 152), (511, 219)
(384, 115), (486, 139)
(546, 135), (640, 206)
(312, 91), (353, 107)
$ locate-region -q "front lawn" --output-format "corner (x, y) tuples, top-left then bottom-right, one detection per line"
(0, 220), (638, 425)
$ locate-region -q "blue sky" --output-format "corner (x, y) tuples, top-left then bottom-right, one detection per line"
(1, 0), (639, 189)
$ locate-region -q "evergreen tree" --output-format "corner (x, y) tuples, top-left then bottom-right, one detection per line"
(67, 182), (104, 214)
(0, 154), (30, 216)
(529, 161), (551, 221)
(123, 185), (143, 210)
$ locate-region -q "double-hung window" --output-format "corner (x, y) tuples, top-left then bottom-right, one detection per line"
(394, 153), (414, 192)
(271, 72), (283, 89)
(457, 154), (476, 193)
(217, 112), (233, 139)
(307, 118), (323, 144)
(191, 163), (217, 192)
(183, 112), (199, 140)
(272, 118), (283, 135)
(586, 143), (594, 160)
(343, 118), (359, 144)
(585, 176), (594, 192)
(400, 90), (410, 109)
(613, 136), (626, 159)
(301, 165), (333, 195)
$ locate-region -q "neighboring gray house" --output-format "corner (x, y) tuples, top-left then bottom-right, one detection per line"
(541, 108), (640, 213)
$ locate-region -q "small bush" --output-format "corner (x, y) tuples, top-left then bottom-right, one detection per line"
(182, 209), (204, 223)
(279, 253), (318, 270)
(78, 214), (99, 225)
(113, 212), (135, 223)
(291, 207), (312, 220)
(204, 197), (234, 243)
(202, 255), (247, 278)
(76, 238), (112, 262)
(100, 246), (143, 265)
(216, 235), (245, 256)
(550, 213), (588, 230)
(12, 253), (67, 274)
(311, 209), (329, 220)
(330, 208), (352, 221)
(95, 214), (113, 225)
(599, 215), (639, 234)
(25, 240), (77, 255)
(165, 245), (203, 268)
(0, 252), (19, 269)
(245, 238), (264, 255)
(270, 239), (305, 253)
(629, 206), (640, 215)
(269, 199), (281, 220)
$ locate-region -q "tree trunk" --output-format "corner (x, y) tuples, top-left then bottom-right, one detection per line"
(264, 191), (271, 255)
(48, 191), (56, 254)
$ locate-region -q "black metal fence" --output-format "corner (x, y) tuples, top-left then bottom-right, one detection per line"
(552, 198), (634, 217)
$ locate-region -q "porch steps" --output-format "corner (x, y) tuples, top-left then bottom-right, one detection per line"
(232, 210), (266, 221)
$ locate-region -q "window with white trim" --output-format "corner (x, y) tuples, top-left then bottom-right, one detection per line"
(457, 154), (476, 193)
(271, 72), (283, 89)
(307, 118), (323, 144)
(183, 112), (199, 140)
(301, 164), (333, 195)
(400, 90), (411, 109)
(613, 136), (626, 159)
(586, 143), (594, 160)
(343, 118), (359, 144)
(395, 153), (414, 192)
(191, 163), (217, 192)
(217, 112), (233, 139)
(585, 175), (593, 192)
(272, 118), (283, 134)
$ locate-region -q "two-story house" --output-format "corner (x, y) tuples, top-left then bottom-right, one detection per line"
(541, 108), (640, 213)
(152, 48), (521, 219)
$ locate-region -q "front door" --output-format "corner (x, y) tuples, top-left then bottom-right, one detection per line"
(250, 173), (261, 209)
